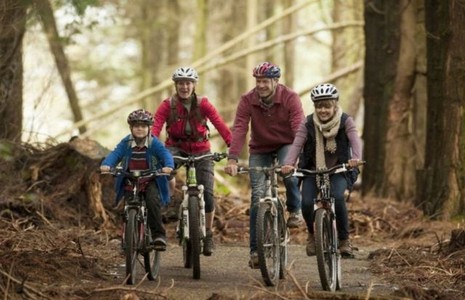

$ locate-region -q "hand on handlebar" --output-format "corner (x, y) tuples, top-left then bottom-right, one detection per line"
(100, 165), (111, 173)
(347, 159), (363, 168)
(224, 159), (238, 176)
(280, 165), (295, 175)
(161, 167), (173, 174)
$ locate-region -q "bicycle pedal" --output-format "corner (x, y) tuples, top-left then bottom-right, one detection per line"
(341, 252), (355, 259)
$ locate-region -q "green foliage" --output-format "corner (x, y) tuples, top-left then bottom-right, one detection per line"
(0, 142), (14, 163)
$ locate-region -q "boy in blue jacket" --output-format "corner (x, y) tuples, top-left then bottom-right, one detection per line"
(100, 109), (174, 250)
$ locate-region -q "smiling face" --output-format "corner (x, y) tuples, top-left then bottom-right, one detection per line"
(314, 100), (338, 123)
(175, 80), (196, 100)
(255, 77), (278, 100)
(130, 123), (150, 139)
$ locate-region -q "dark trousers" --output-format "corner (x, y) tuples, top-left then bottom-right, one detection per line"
(124, 183), (165, 238)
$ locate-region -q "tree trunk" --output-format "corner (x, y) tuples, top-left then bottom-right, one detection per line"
(194, 0), (208, 92)
(418, 0), (465, 219)
(282, 0), (295, 87)
(331, 0), (364, 116)
(0, 0), (27, 141)
(34, 0), (86, 134)
(362, 1), (400, 196)
(382, 0), (417, 201)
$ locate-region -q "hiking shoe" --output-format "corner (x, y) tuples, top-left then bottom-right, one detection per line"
(248, 252), (260, 269)
(339, 239), (353, 257)
(203, 230), (214, 256)
(151, 237), (167, 251)
(287, 211), (303, 228)
(306, 233), (316, 256)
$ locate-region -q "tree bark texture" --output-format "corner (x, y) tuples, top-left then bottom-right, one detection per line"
(382, 0), (418, 201)
(418, 0), (465, 219)
(0, 0), (27, 141)
(362, 0), (400, 196)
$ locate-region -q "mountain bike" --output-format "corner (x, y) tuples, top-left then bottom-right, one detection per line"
(238, 155), (289, 286)
(293, 162), (364, 291)
(173, 152), (227, 280)
(102, 167), (167, 285)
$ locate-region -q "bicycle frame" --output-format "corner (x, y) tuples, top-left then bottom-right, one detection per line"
(238, 155), (288, 286)
(102, 167), (166, 284)
(293, 162), (363, 291)
(173, 152), (227, 279)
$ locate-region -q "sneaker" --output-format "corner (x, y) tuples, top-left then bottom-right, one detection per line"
(203, 230), (214, 256)
(248, 251), (260, 269)
(287, 211), (303, 228)
(339, 239), (353, 257)
(151, 237), (167, 251)
(306, 233), (316, 256)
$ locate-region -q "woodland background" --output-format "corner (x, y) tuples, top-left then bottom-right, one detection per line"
(1, 0), (465, 220)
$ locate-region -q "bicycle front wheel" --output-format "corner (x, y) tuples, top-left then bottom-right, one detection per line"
(314, 208), (337, 291)
(125, 209), (139, 285)
(143, 228), (161, 280)
(188, 196), (201, 279)
(278, 201), (288, 280)
(256, 202), (280, 286)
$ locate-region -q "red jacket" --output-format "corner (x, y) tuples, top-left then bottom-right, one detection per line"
(228, 84), (305, 161)
(152, 95), (232, 154)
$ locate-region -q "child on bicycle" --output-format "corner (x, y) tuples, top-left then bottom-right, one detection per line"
(100, 109), (174, 251)
(281, 83), (362, 257)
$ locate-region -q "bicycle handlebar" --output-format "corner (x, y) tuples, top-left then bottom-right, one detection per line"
(100, 166), (170, 179)
(172, 152), (227, 165)
(237, 166), (282, 174)
(293, 161), (366, 177)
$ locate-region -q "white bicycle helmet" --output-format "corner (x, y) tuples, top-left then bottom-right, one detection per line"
(172, 67), (199, 82)
(310, 83), (339, 102)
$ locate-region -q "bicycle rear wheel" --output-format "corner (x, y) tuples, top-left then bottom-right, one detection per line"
(143, 228), (161, 280)
(188, 196), (201, 279)
(256, 202), (279, 286)
(314, 208), (337, 291)
(125, 209), (139, 285)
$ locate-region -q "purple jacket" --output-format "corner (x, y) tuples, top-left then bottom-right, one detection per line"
(228, 84), (305, 160)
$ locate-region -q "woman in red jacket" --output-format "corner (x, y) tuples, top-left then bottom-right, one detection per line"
(152, 67), (231, 256)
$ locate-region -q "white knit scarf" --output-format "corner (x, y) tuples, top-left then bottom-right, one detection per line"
(313, 106), (343, 169)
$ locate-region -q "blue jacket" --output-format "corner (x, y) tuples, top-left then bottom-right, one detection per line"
(101, 134), (174, 205)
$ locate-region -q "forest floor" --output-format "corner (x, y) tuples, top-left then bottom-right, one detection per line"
(0, 138), (464, 300)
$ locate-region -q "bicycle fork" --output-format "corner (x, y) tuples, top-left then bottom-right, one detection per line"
(177, 185), (206, 240)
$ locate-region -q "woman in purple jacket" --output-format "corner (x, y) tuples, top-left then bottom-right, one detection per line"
(281, 83), (363, 258)
(224, 62), (305, 268)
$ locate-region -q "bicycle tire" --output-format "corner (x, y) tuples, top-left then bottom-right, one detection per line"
(143, 228), (161, 280)
(314, 208), (337, 291)
(335, 221), (342, 290)
(188, 195), (201, 279)
(182, 222), (193, 269)
(278, 201), (288, 279)
(256, 202), (279, 286)
(125, 209), (139, 285)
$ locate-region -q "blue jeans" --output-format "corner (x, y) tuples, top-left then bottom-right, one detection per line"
(248, 145), (301, 253)
(301, 173), (350, 241)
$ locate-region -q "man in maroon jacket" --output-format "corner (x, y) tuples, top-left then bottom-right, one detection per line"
(224, 62), (304, 268)
(152, 67), (232, 256)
